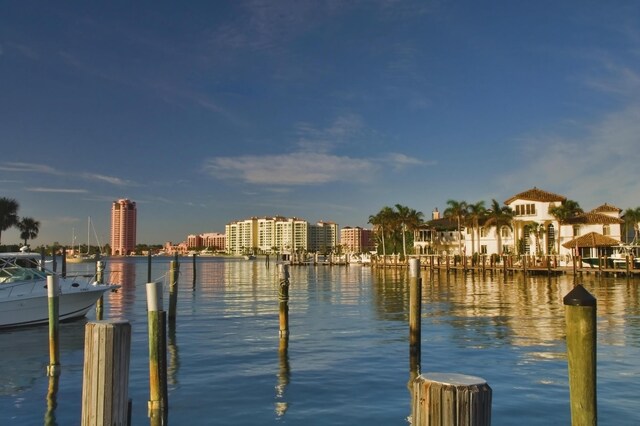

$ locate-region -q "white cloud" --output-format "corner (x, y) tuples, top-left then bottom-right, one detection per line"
(81, 173), (130, 186)
(0, 162), (60, 174)
(26, 187), (88, 193)
(509, 104), (640, 208)
(204, 152), (374, 185)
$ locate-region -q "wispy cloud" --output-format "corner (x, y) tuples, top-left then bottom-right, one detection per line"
(26, 187), (88, 193)
(1, 162), (133, 187)
(385, 153), (434, 170)
(508, 103), (640, 207)
(0, 162), (60, 174)
(80, 173), (131, 186)
(204, 152), (374, 185)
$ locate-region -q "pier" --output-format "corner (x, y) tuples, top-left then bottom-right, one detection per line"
(285, 253), (640, 278)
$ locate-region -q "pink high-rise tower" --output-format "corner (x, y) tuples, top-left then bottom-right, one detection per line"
(111, 199), (137, 255)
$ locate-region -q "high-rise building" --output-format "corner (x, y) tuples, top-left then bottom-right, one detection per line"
(111, 199), (137, 255)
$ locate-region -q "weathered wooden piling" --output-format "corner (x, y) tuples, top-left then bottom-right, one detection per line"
(412, 373), (492, 426)
(45, 374), (59, 426)
(40, 248), (46, 272)
(409, 258), (421, 366)
(61, 247), (67, 278)
(147, 253), (152, 283)
(168, 259), (179, 322)
(95, 260), (105, 320)
(146, 281), (168, 425)
(47, 275), (60, 377)
(278, 264), (290, 338)
(564, 284), (597, 426)
(81, 320), (131, 426)
(192, 253), (197, 289)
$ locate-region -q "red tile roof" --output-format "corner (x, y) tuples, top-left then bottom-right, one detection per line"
(505, 187), (566, 204)
(562, 232), (620, 248)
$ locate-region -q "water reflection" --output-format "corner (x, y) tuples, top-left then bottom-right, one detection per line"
(275, 337), (290, 418)
(107, 258), (137, 321)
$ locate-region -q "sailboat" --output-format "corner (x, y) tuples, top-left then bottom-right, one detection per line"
(66, 217), (104, 264)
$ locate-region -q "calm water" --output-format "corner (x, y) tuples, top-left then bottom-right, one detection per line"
(1, 256), (639, 425)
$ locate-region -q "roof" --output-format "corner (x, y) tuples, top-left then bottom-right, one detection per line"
(562, 232), (621, 248)
(505, 187), (566, 205)
(590, 203), (622, 213)
(565, 212), (624, 225)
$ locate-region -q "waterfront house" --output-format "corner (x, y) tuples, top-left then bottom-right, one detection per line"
(412, 187), (625, 257)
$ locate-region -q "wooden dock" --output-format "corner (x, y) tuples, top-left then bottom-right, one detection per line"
(370, 254), (640, 278)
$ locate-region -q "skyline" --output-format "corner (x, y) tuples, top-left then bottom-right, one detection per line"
(2, 1), (640, 245)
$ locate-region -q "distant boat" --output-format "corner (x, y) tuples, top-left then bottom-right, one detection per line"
(67, 217), (104, 264)
(0, 248), (117, 328)
(243, 255), (256, 260)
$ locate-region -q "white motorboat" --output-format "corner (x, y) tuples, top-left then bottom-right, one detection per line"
(0, 249), (116, 328)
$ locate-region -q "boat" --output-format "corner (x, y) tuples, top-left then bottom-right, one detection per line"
(243, 255), (256, 260)
(66, 217), (104, 264)
(0, 248), (117, 329)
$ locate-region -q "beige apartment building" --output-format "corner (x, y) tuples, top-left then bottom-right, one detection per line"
(225, 216), (338, 255)
(110, 198), (137, 256)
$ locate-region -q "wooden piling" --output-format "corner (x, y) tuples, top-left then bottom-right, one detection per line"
(409, 258), (421, 364)
(563, 284), (597, 425)
(146, 282), (168, 425)
(45, 374), (59, 426)
(168, 260), (179, 322)
(95, 261), (105, 321)
(192, 253), (197, 289)
(412, 373), (491, 426)
(147, 253), (152, 283)
(47, 275), (60, 377)
(278, 264), (290, 338)
(81, 320), (131, 426)
(61, 247), (67, 278)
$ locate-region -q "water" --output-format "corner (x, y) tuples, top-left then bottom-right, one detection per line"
(1, 257), (639, 425)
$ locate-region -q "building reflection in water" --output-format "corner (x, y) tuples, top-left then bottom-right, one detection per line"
(106, 258), (137, 321)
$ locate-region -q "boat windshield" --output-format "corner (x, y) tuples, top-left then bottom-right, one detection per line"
(0, 256), (49, 284)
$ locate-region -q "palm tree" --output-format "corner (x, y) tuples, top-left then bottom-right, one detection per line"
(444, 200), (468, 255)
(0, 197), (20, 245)
(623, 207), (640, 244)
(394, 204), (424, 258)
(522, 222), (543, 256)
(17, 217), (40, 246)
(548, 199), (583, 254)
(484, 199), (514, 255)
(368, 206), (395, 256)
(466, 201), (486, 255)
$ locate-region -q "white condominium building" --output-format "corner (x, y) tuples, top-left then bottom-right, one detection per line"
(226, 216), (338, 255)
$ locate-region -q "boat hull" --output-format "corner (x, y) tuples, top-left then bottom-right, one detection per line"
(0, 287), (109, 329)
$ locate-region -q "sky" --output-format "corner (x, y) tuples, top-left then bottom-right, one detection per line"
(1, 1), (640, 246)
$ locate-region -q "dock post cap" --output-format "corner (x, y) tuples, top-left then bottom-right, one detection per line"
(421, 372), (487, 386)
(563, 284), (596, 307)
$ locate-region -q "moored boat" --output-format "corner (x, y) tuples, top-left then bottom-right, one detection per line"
(0, 248), (117, 328)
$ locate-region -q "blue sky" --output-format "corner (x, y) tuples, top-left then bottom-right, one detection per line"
(2, 1), (640, 246)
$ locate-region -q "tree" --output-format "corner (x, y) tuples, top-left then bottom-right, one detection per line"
(548, 199), (583, 254)
(623, 207), (640, 244)
(394, 204), (424, 258)
(466, 201), (486, 255)
(484, 199), (515, 255)
(444, 200), (468, 255)
(522, 222), (543, 256)
(17, 217), (40, 246)
(368, 206), (395, 256)
(0, 197), (20, 245)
